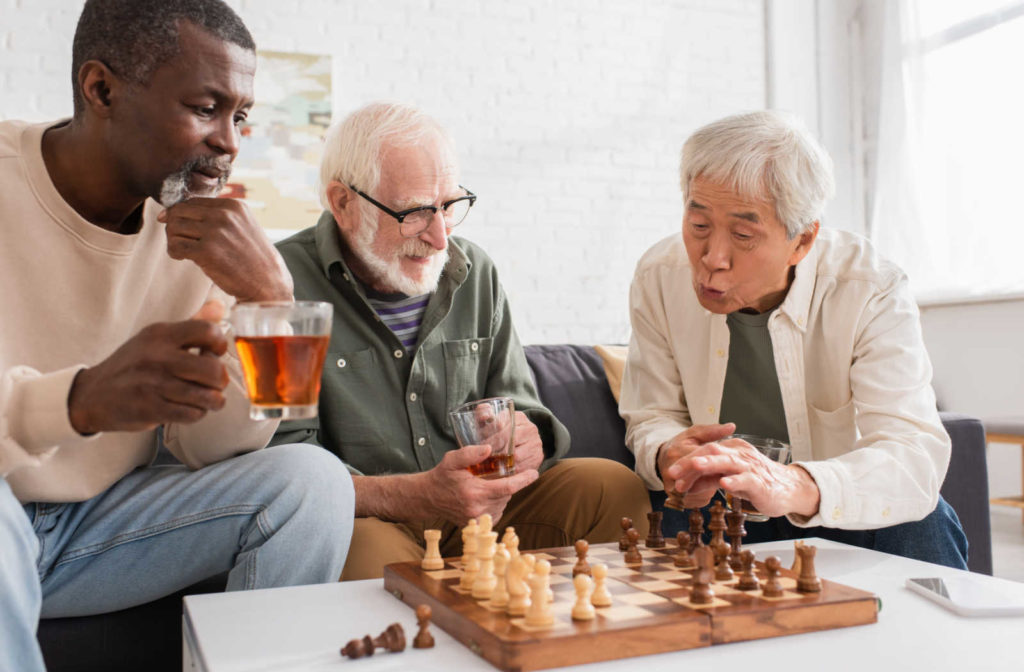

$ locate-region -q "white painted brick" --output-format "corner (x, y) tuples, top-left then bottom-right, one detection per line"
(1, 0), (765, 344)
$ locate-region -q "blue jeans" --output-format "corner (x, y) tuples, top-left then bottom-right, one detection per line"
(651, 491), (969, 570)
(1, 443), (355, 672)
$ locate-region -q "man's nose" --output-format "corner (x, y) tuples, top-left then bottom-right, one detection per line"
(701, 233), (731, 270)
(417, 209), (449, 251)
(207, 117), (240, 157)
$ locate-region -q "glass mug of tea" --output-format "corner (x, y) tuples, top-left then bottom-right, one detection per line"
(720, 434), (792, 522)
(449, 397), (516, 479)
(229, 301), (332, 420)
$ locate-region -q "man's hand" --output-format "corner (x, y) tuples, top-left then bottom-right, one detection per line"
(657, 423), (735, 507)
(67, 319), (230, 435)
(512, 411), (544, 472)
(160, 197), (293, 303)
(668, 436), (821, 518)
(417, 444), (539, 524)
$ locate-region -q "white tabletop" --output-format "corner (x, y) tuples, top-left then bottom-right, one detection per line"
(183, 539), (1019, 672)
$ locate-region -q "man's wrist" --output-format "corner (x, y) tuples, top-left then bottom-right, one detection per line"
(67, 368), (97, 436)
(788, 465), (821, 518)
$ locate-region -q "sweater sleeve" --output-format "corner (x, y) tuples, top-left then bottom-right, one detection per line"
(0, 365), (80, 477)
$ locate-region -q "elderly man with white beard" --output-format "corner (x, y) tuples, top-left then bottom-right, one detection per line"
(274, 102), (650, 580)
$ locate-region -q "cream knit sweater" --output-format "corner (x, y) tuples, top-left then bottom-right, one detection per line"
(0, 120), (277, 502)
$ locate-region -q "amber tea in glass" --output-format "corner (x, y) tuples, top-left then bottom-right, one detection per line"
(450, 397), (516, 479)
(229, 301), (332, 420)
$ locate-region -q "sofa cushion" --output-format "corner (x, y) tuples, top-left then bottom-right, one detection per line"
(524, 344), (634, 469)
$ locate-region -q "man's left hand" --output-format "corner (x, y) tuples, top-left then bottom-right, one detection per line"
(160, 197), (293, 303)
(512, 411), (544, 472)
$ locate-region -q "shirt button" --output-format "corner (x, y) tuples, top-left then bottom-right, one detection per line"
(470, 342), (479, 352)
(797, 317), (805, 326)
(409, 392), (418, 402)
(343, 273), (350, 282)
(394, 350), (403, 359)
(417, 437), (426, 446)
(336, 358), (346, 368)
(882, 507), (891, 518)
(831, 507), (841, 521)
(716, 349), (725, 358)
(707, 406), (715, 415)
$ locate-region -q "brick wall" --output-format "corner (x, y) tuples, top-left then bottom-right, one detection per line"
(0, 0), (766, 344)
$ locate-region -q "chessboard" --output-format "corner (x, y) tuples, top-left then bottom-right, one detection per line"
(382, 541), (879, 671)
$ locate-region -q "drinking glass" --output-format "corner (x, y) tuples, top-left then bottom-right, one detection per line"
(720, 434), (792, 522)
(449, 397), (516, 479)
(230, 301), (332, 420)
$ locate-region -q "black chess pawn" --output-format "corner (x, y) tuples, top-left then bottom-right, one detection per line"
(674, 531), (696, 569)
(619, 517), (633, 551)
(713, 541), (733, 582)
(573, 539), (591, 576)
(736, 549), (759, 591)
(645, 511), (665, 548)
(708, 501), (727, 549)
(761, 556), (785, 598)
(341, 635), (374, 659)
(624, 528), (642, 564)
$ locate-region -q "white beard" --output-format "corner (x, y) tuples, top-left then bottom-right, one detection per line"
(349, 216), (448, 295)
(158, 157), (230, 207)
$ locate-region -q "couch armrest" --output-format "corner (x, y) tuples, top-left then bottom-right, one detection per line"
(939, 412), (992, 575)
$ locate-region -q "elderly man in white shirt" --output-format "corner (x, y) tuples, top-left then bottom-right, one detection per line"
(620, 110), (967, 569)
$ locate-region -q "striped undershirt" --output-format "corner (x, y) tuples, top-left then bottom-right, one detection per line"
(364, 289), (431, 351)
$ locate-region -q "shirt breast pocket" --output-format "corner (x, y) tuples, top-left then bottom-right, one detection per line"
(442, 337), (494, 411)
(806, 398), (857, 458)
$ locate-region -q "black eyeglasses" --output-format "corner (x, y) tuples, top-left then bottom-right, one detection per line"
(349, 185), (476, 238)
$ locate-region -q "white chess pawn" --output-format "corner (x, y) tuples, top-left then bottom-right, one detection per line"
(421, 529), (444, 571)
(591, 563), (612, 607)
(506, 555), (530, 616)
(461, 518), (479, 565)
(524, 559), (554, 627)
(477, 513), (493, 536)
(472, 531), (499, 599)
(488, 543), (511, 609)
(572, 573), (596, 621)
(460, 519), (481, 589)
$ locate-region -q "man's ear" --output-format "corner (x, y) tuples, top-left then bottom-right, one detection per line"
(787, 220), (820, 266)
(325, 180), (357, 231)
(77, 60), (120, 119)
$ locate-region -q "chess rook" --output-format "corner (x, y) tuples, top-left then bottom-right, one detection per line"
(645, 511), (665, 548)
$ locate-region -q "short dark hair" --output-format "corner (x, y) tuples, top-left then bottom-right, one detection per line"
(71, 0), (256, 116)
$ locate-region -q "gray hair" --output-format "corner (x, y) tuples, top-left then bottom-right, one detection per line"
(318, 102), (458, 213)
(679, 110), (835, 238)
(71, 0), (255, 117)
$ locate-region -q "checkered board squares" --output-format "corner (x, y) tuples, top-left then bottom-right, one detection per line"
(382, 541), (879, 672)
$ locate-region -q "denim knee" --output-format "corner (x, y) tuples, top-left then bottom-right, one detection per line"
(248, 444), (355, 542)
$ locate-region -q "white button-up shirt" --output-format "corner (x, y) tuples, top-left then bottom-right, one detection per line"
(620, 229), (950, 530)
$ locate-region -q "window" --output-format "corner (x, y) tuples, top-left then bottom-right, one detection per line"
(870, 1), (1024, 302)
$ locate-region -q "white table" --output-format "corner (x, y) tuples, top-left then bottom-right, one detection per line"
(183, 539), (1019, 672)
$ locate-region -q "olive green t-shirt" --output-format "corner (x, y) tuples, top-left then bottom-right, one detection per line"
(718, 309), (789, 444)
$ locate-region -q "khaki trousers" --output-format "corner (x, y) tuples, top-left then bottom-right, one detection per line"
(340, 457), (651, 580)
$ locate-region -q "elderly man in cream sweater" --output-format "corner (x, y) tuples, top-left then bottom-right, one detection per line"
(0, 2), (353, 670)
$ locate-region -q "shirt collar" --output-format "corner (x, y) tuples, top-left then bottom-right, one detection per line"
(312, 209), (473, 290)
(775, 239), (818, 332)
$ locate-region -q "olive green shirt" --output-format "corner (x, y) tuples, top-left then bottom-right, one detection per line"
(719, 309), (790, 444)
(270, 211), (570, 476)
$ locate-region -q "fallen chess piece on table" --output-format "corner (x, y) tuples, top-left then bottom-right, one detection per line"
(413, 604), (435, 649)
(340, 623), (406, 659)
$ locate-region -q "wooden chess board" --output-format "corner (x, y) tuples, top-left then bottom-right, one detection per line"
(383, 541), (878, 672)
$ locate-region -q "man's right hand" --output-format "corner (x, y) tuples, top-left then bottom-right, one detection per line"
(416, 444), (539, 524)
(67, 319), (230, 435)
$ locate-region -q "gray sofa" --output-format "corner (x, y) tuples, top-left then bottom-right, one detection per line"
(37, 343), (992, 672)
